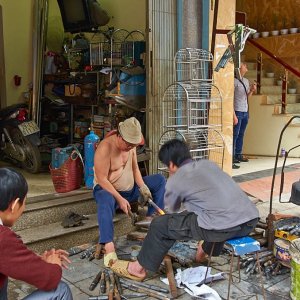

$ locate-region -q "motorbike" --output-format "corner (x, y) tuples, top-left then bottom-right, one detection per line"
(0, 103), (41, 173)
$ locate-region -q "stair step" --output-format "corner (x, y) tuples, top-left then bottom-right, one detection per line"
(273, 103), (300, 114)
(13, 191), (96, 231)
(261, 85), (282, 94)
(266, 94), (300, 104)
(16, 213), (134, 253)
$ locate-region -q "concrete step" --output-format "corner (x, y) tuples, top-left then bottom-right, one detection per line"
(260, 85), (282, 94)
(248, 76), (276, 86)
(273, 103), (300, 114)
(13, 190), (96, 231)
(16, 212), (134, 253)
(266, 94), (300, 104)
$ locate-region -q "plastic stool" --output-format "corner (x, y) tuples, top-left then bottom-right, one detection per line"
(225, 236), (266, 300)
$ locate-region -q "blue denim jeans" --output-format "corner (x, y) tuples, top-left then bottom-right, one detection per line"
(93, 174), (166, 243)
(233, 111), (249, 157)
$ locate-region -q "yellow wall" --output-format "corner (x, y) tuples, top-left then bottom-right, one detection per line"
(47, 0), (146, 52)
(0, 0), (34, 105)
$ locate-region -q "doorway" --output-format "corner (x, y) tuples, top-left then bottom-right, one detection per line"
(0, 5), (6, 109)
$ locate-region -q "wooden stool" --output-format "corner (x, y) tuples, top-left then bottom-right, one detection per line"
(225, 236), (266, 300)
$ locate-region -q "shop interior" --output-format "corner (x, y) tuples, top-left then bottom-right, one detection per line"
(39, 0), (147, 165)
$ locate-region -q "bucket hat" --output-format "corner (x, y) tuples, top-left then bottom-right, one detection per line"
(118, 117), (142, 144)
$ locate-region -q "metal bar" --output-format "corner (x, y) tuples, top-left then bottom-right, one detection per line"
(210, 0), (219, 56)
(255, 251), (266, 300)
(281, 69), (288, 114)
(256, 53), (262, 95)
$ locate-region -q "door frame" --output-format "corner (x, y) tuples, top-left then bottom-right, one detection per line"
(0, 5), (6, 109)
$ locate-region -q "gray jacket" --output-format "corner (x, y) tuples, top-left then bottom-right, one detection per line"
(164, 160), (259, 230)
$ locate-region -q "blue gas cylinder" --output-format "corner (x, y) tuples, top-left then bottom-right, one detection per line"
(84, 130), (100, 189)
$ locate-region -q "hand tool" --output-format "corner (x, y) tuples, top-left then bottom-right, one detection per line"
(100, 271), (106, 294)
(121, 281), (170, 300)
(128, 209), (138, 225)
(119, 278), (169, 294)
(89, 270), (102, 291)
(114, 273), (123, 296)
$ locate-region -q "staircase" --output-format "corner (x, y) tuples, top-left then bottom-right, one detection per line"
(15, 189), (133, 253)
(243, 62), (300, 157)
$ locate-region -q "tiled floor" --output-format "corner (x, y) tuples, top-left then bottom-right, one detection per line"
(4, 156), (300, 299)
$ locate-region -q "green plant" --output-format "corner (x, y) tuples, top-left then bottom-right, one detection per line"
(282, 17), (287, 29)
(292, 16), (297, 28)
(289, 79), (297, 88)
(273, 14), (279, 29)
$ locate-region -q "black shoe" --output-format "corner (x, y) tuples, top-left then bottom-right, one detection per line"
(232, 164), (240, 169)
(233, 157), (240, 164)
(236, 155), (249, 162)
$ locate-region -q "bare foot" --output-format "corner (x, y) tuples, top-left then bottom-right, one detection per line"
(127, 261), (147, 279)
(104, 242), (115, 254)
(195, 242), (208, 263)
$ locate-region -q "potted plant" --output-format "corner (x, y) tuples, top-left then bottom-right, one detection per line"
(261, 24), (269, 37)
(265, 66), (275, 78)
(277, 77), (283, 86)
(288, 79), (297, 94)
(252, 19), (260, 39)
(271, 14), (279, 36)
(289, 16), (298, 34)
(281, 17), (289, 35)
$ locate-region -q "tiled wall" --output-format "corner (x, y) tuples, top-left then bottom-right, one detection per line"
(210, 0), (236, 174)
(236, 0), (299, 31)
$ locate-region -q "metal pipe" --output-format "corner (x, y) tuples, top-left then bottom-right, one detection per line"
(32, 0), (49, 124)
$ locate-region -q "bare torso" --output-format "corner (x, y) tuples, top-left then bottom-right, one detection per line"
(94, 134), (135, 190)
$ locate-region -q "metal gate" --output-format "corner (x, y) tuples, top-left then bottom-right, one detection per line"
(146, 0), (177, 173)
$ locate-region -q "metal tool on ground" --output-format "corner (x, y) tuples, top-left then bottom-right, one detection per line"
(80, 245), (96, 260)
(106, 269), (116, 300)
(119, 278), (169, 294)
(89, 270), (102, 291)
(120, 293), (148, 299)
(88, 297), (109, 300)
(67, 243), (93, 256)
(163, 255), (178, 298)
(128, 209), (138, 225)
(114, 273), (123, 296)
(100, 271), (106, 294)
(103, 269), (113, 300)
(120, 279), (170, 300)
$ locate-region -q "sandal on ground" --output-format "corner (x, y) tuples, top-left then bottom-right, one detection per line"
(109, 259), (145, 282)
(104, 252), (118, 267)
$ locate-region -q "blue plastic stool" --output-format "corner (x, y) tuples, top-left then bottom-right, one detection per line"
(225, 236), (266, 300)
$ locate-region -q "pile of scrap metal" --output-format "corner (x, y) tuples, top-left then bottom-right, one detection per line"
(236, 248), (290, 279)
(88, 268), (171, 300)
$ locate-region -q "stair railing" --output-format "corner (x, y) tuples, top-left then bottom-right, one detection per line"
(248, 39), (300, 114)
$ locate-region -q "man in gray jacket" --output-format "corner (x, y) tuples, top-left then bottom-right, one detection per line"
(125, 139), (259, 280)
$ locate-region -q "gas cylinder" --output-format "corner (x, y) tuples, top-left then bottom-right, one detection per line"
(84, 129), (100, 189)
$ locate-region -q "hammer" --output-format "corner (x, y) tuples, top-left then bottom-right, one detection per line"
(128, 209), (138, 225)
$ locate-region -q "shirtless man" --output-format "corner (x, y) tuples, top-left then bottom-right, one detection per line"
(93, 117), (165, 266)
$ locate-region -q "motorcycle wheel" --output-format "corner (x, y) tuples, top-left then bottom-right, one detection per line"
(11, 128), (41, 173)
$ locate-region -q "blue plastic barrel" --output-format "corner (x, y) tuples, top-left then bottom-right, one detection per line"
(84, 130), (100, 189)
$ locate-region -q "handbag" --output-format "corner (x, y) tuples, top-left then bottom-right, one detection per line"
(50, 147), (84, 193)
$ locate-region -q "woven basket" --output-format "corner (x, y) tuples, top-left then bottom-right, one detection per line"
(50, 151), (83, 193)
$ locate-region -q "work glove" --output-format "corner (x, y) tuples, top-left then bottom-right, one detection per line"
(138, 184), (152, 207)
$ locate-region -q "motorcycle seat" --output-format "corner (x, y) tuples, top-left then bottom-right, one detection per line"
(0, 103), (27, 120)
